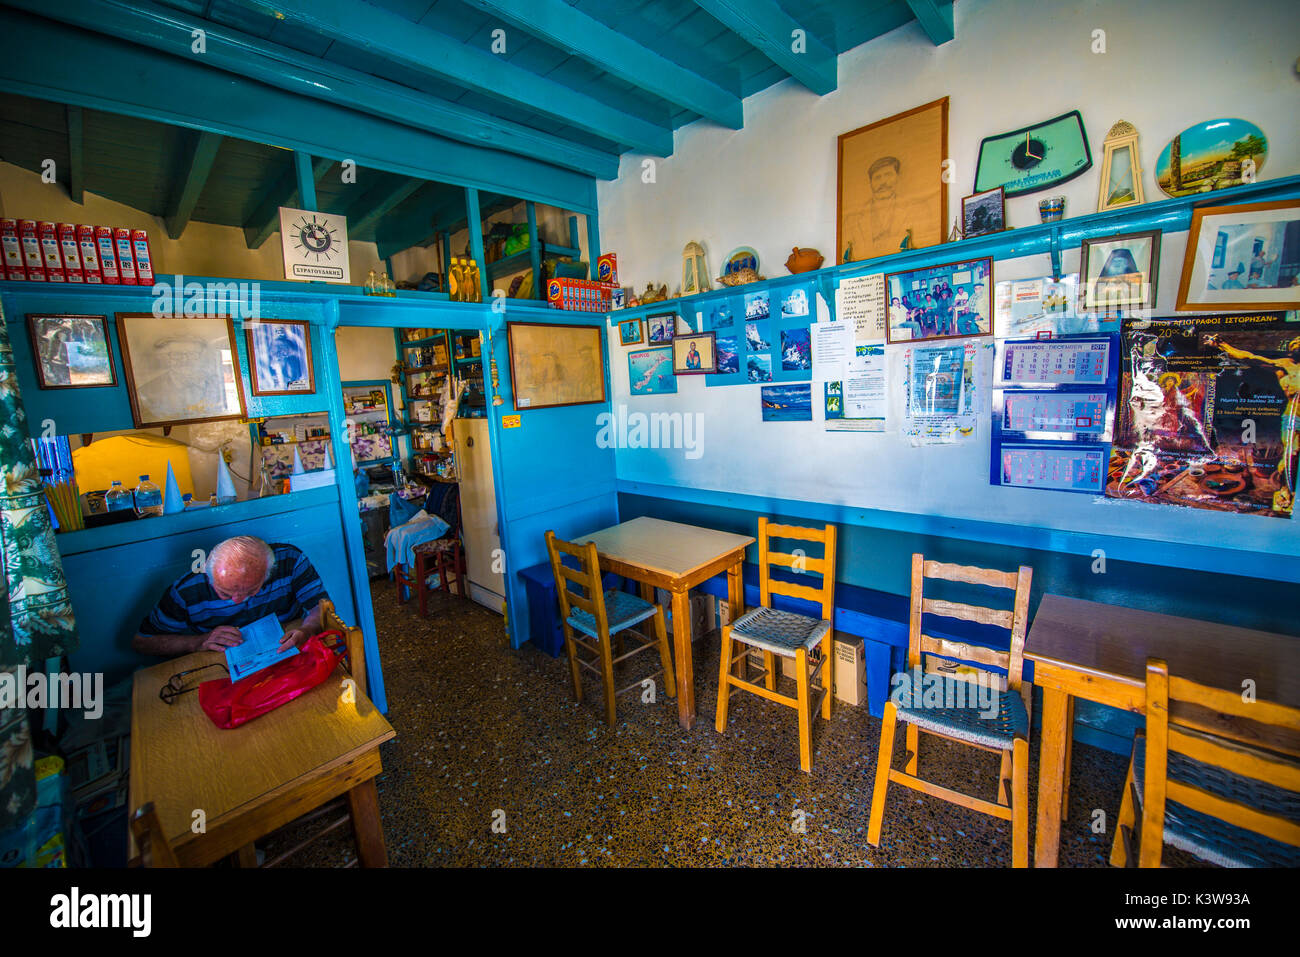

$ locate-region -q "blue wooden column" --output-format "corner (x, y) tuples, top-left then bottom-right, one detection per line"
(440, 230), (452, 291)
(465, 187), (490, 301)
(525, 201), (541, 301)
(294, 151), (318, 211)
(585, 210), (601, 265)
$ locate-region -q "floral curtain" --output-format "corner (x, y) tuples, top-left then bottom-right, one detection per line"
(0, 300), (79, 830)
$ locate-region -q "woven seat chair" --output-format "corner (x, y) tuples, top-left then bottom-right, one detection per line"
(545, 530), (676, 727)
(1111, 657), (1300, 868)
(867, 553), (1033, 866)
(715, 518), (836, 773)
(394, 483), (466, 615)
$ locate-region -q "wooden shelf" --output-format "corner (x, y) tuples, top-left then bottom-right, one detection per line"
(404, 365), (449, 375)
(485, 243), (581, 282)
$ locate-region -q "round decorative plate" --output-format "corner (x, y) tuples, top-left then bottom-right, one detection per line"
(723, 246), (759, 276)
(1155, 119), (1267, 198)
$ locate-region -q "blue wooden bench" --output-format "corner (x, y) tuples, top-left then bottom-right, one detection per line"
(521, 559), (1030, 718)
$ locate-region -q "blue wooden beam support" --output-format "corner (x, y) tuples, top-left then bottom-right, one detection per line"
(65, 105), (84, 204)
(231, 0), (674, 156)
(163, 129), (223, 239)
(8, 0), (617, 180)
(344, 177), (425, 238)
(525, 202), (541, 300)
(461, 0), (742, 128)
(243, 155), (332, 249)
(905, 0), (956, 45)
(294, 151), (318, 212)
(692, 0), (836, 95)
(465, 187), (490, 301)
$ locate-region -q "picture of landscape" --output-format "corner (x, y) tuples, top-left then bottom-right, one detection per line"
(1156, 119), (1267, 197)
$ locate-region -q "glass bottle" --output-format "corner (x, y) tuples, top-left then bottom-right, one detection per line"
(133, 475), (163, 517)
(105, 480), (133, 513)
(466, 259), (481, 302)
(380, 271), (394, 297)
(450, 258), (466, 302)
(365, 269), (378, 295)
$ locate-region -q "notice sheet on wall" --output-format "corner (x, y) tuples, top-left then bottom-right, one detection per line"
(835, 273), (887, 343)
(825, 345), (888, 432)
(810, 319), (853, 381)
(902, 340), (979, 444)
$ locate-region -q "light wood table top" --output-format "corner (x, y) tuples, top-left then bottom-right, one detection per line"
(129, 650), (395, 862)
(578, 516), (755, 581)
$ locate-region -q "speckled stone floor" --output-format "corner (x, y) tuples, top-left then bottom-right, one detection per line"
(261, 579), (1193, 867)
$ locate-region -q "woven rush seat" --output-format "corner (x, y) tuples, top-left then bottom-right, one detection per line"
(412, 536), (458, 554)
(1130, 734), (1300, 868)
(729, 606), (830, 656)
(891, 673), (1028, 750)
(566, 589), (658, 640)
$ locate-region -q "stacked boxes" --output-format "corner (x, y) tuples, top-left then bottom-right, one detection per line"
(0, 221), (152, 284)
(546, 277), (611, 312)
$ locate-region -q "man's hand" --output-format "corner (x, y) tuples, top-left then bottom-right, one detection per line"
(279, 628), (309, 652)
(197, 626), (243, 652)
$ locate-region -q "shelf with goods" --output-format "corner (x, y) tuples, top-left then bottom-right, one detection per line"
(341, 381), (398, 469)
(250, 411), (334, 494)
(481, 207), (585, 303)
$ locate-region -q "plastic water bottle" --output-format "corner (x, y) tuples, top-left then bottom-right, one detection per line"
(133, 475), (163, 517)
(105, 480), (133, 513)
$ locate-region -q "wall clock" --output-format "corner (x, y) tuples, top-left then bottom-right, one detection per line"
(974, 111), (1093, 197)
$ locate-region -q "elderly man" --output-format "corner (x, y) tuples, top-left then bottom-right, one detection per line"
(132, 536), (329, 657)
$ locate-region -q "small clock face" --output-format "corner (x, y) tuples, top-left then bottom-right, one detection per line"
(1011, 137), (1047, 170)
(975, 111), (1092, 197)
(291, 214), (340, 261)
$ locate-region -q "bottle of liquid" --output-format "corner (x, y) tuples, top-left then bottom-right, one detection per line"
(133, 475), (163, 517)
(365, 269), (378, 295)
(466, 259), (481, 302)
(105, 480), (133, 513)
(449, 258), (465, 302)
(382, 271), (395, 297)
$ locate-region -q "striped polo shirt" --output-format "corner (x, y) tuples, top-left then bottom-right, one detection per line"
(137, 543), (329, 636)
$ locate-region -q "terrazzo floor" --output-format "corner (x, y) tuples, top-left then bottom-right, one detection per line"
(261, 579), (1193, 868)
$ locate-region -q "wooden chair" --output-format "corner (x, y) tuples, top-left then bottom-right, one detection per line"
(867, 554), (1033, 866)
(1111, 657), (1300, 868)
(130, 803), (179, 868)
(715, 518), (836, 773)
(394, 485), (467, 615)
(544, 530), (676, 727)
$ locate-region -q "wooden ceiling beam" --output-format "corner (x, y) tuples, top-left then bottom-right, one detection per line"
(692, 0), (836, 95)
(905, 0), (956, 45)
(164, 129), (223, 239)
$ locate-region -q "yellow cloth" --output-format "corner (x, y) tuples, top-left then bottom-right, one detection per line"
(71, 434), (195, 498)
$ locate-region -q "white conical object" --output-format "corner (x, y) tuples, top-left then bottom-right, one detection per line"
(215, 454), (237, 504)
(322, 443), (334, 470)
(292, 447), (305, 474)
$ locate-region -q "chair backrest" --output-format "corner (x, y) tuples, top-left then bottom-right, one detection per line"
(756, 517), (836, 623)
(1139, 657), (1300, 867)
(319, 598), (367, 697)
(907, 554), (1033, 691)
(545, 530), (610, 637)
(130, 803), (179, 868)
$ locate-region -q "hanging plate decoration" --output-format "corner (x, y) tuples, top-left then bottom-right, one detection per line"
(722, 246), (760, 276)
(1154, 118), (1267, 198)
(974, 111), (1092, 198)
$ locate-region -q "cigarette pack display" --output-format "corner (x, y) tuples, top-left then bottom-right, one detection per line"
(114, 227), (137, 284)
(95, 226), (119, 283)
(57, 223), (84, 282)
(130, 229), (154, 285)
(1, 219), (25, 281)
(38, 222), (65, 282)
(18, 221), (44, 281)
(76, 225), (102, 283)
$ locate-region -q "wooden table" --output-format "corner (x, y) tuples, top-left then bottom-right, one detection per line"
(129, 650), (396, 867)
(1025, 594), (1299, 867)
(579, 516), (754, 729)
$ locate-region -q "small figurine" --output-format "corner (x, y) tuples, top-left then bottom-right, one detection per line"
(639, 282), (669, 304)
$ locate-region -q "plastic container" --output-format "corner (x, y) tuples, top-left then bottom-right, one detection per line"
(104, 480), (133, 513)
(132, 475), (163, 517)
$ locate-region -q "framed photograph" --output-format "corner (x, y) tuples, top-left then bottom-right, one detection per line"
(1176, 200), (1300, 311)
(837, 97), (949, 265)
(885, 257), (993, 343)
(628, 347), (676, 396)
(961, 186), (1006, 238)
(246, 319), (314, 395)
(506, 321), (606, 410)
(617, 316), (645, 347)
(646, 313), (677, 344)
(25, 314), (116, 389)
(1081, 230), (1161, 312)
(115, 313), (246, 428)
(672, 332), (716, 374)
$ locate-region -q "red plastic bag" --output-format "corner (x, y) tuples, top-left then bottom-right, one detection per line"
(198, 631), (346, 729)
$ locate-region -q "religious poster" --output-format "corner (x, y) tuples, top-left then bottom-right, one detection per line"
(1107, 312), (1298, 518)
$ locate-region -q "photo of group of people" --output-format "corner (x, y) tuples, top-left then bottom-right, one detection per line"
(886, 257), (993, 343)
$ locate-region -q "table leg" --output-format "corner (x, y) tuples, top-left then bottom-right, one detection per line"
(346, 778), (388, 867)
(727, 561), (746, 680)
(670, 586), (695, 729)
(1034, 686), (1069, 867)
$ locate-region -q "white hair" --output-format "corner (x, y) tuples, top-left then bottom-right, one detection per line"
(206, 536), (275, 584)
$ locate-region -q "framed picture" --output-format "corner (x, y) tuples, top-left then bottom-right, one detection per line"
(506, 321), (606, 410)
(961, 186), (1006, 238)
(246, 319), (315, 395)
(617, 317), (645, 347)
(837, 97), (949, 265)
(1081, 230), (1161, 312)
(115, 313), (246, 429)
(628, 347), (676, 396)
(646, 313), (677, 344)
(884, 257), (993, 343)
(1176, 200), (1300, 311)
(672, 332), (716, 374)
(25, 314), (116, 389)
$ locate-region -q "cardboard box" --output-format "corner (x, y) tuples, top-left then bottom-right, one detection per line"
(18, 220), (44, 281)
(37, 221), (65, 281)
(114, 227), (137, 284)
(596, 252), (617, 284)
(76, 225), (102, 283)
(95, 226), (119, 283)
(546, 276), (611, 312)
(57, 223), (84, 282)
(131, 229), (155, 285)
(655, 589), (714, 640)
(743, 636), (867, 706)
(1, 219), (25, 281)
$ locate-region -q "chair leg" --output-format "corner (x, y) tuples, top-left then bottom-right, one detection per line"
(905, 723), (919, 776)
(395, 565), (408, 604)
(1011, 736), (1029, 868)
(867, 701), (898, 846)
(1062, 696), (1075, 822)
(997, 750), (1012, 806)
(795, 647), (812, 773)
(416, 553), (429, 619)
(715, 624), (734, 733)
(599, 630), (618, 727)
(654, 608), (677, 698)
(762, 650), (777, 691)
(819, 633), (833, 721)
(1110, 756), (1136, 867)
(563, 624), (583, 704)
